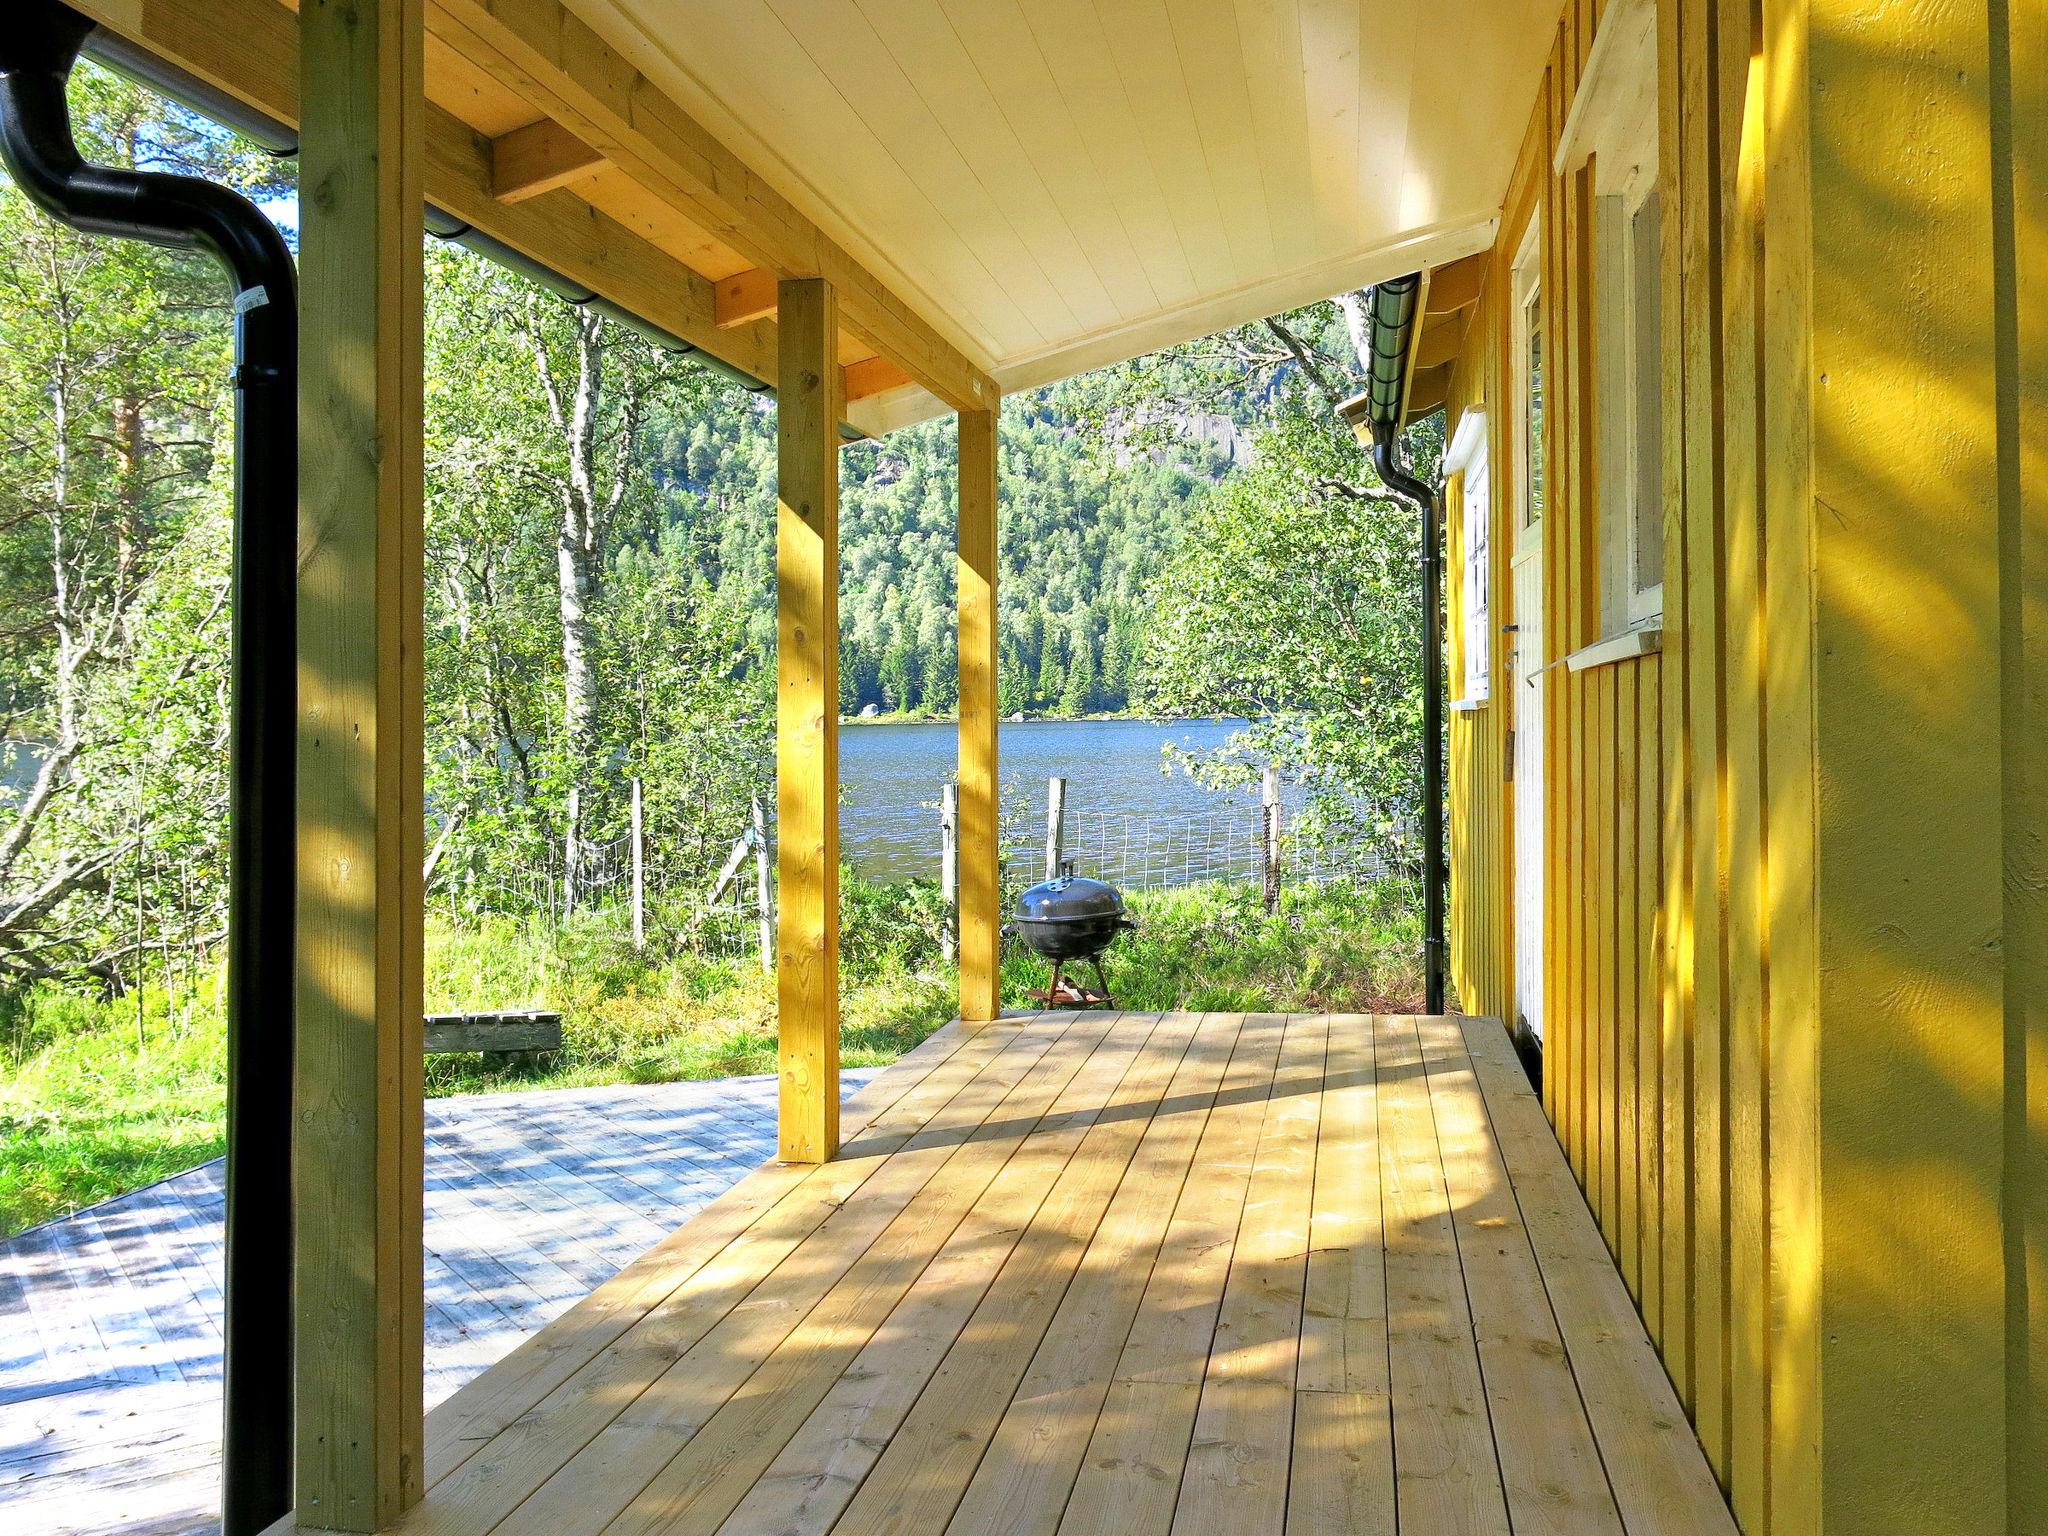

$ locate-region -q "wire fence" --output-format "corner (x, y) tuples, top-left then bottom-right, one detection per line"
(1041, 806), (1401, 892)
(429, 772), (1406, 965)
(431, 793), (774, 964)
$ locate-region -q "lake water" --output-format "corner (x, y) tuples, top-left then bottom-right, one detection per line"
(839, 717), (1292, 884)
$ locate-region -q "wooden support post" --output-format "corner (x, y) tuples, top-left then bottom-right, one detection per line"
(957, 405), (1001, 1022)
(630, 776), (645, 950)
(295, 0), (425, 1528)
(776, 276), (840, 1163)
(752, 795), (773, 976)
(1044, 775), (1068, 881)
(939, 780), (959, 963)
(1262, 766), (1282, 913)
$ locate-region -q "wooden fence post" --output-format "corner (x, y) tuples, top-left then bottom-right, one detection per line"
(752, 794), (773, 976)
(1044, 775), (1067, 880)
(630, 776), (645, 950)
(1262, 766), (1282, 913)
(940, 780), (958, 961)
(562, 783), (580, 916)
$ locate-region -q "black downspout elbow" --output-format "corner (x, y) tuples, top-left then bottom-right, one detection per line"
(0, 7), (296, 1533)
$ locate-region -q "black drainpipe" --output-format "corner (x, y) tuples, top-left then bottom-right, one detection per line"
(0, 6), (296, 1533)
(1360, 275), (1447, 1017)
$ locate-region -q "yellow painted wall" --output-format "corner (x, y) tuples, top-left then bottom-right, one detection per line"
(1444, 0), (2043, 1530)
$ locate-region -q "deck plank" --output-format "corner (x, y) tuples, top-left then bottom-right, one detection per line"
(824, 1013), (1207, 1536)
(1287, 1014), (1393, 1535)
(940, 1014), (1245, 1536)
(1418, 1015), (1624, 1535)
(419, 1018), (1018, 1481)
(1171, 1011), (1327, 1536)
(1375, 1012), (1513, 1536)
(1458, 1015), (1738, 1536)
(1056, 1012), (1289, 1535)
(593, 1016), (1201, 1536)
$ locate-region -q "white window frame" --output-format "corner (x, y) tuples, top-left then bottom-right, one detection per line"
(1511, 217), (1544, 560)
(1446, 408), (1490, 705)
(1564, 0), (1665, 636)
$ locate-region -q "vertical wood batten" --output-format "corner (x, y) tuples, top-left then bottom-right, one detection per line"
(1716, 10), (1769, 1527)
(1760, 1), (1819, 1525)
(956, 405), (1001, 1023)
(294, 0), (426, 1527)
(776, 276), (841, 1164)
(2002, 0), (2048, 1519)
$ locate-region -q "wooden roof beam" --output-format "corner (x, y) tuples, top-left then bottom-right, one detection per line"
(66, 0), (779, 390)
(425, 0), (996, 413)
(715, 268), (778, 329)
(491, 117), (606, 203)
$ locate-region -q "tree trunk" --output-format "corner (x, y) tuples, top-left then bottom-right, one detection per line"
(548, 309), (607, 898)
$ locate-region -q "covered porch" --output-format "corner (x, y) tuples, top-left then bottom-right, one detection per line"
(6, 0), (1759, 1533)
(314, 1010), (1732, 1536)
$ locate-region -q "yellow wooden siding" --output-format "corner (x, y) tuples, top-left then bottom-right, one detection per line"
(1444, 0), (2042, 1531)
(2008, 2), (2048, 1528)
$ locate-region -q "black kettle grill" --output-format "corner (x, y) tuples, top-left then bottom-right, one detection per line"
(1009, 863), (1135, 1009)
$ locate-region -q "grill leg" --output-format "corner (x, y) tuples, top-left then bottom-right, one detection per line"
(1088, 956), (1114, 1010)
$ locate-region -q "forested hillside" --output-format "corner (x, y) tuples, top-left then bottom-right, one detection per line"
(650, 383), (1221, 719)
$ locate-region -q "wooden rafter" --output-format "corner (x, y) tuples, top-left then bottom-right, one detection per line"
(1415, 314), (1466, 371)
(425, 0), (995, 411)
(68, 0), (780, 389)
(490, 117), (605, 202)
(1424, 250), (1489, 314)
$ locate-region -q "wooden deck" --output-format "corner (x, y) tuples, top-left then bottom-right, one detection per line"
(296, 1010), (1734, 1536)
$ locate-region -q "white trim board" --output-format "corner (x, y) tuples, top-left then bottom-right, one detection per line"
(1564, 627), (1663, 672)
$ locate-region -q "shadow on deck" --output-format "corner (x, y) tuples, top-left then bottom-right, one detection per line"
(257, 1010), (1736, 1536)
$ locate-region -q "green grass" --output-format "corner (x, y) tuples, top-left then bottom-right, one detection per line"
(0, 876), (1419, 1236)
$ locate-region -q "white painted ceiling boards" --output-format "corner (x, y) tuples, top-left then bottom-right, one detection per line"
(576, 0), (1558, 422)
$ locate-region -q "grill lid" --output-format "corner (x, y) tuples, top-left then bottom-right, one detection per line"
(1014, 871), (1125, 925)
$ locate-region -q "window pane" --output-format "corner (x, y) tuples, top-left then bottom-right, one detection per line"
(1631, 191), (1664, 597)
(1465, 462), (1490, 701)
(1525, 298), (1545, 526)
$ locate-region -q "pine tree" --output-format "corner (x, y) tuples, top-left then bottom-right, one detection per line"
(1035, 625), (1065, 709)
(879, 639), (917, 712)
(997, 647), (1027, 716)
(1061, 631), (1097, 716)
(918, 634), (956, 714)
(1099, 617), (1131, 710)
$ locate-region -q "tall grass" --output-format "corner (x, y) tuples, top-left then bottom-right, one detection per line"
(0, 875), (1419, 1235)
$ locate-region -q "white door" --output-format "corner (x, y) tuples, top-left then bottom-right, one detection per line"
(1511, 541), (1544, 1041)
